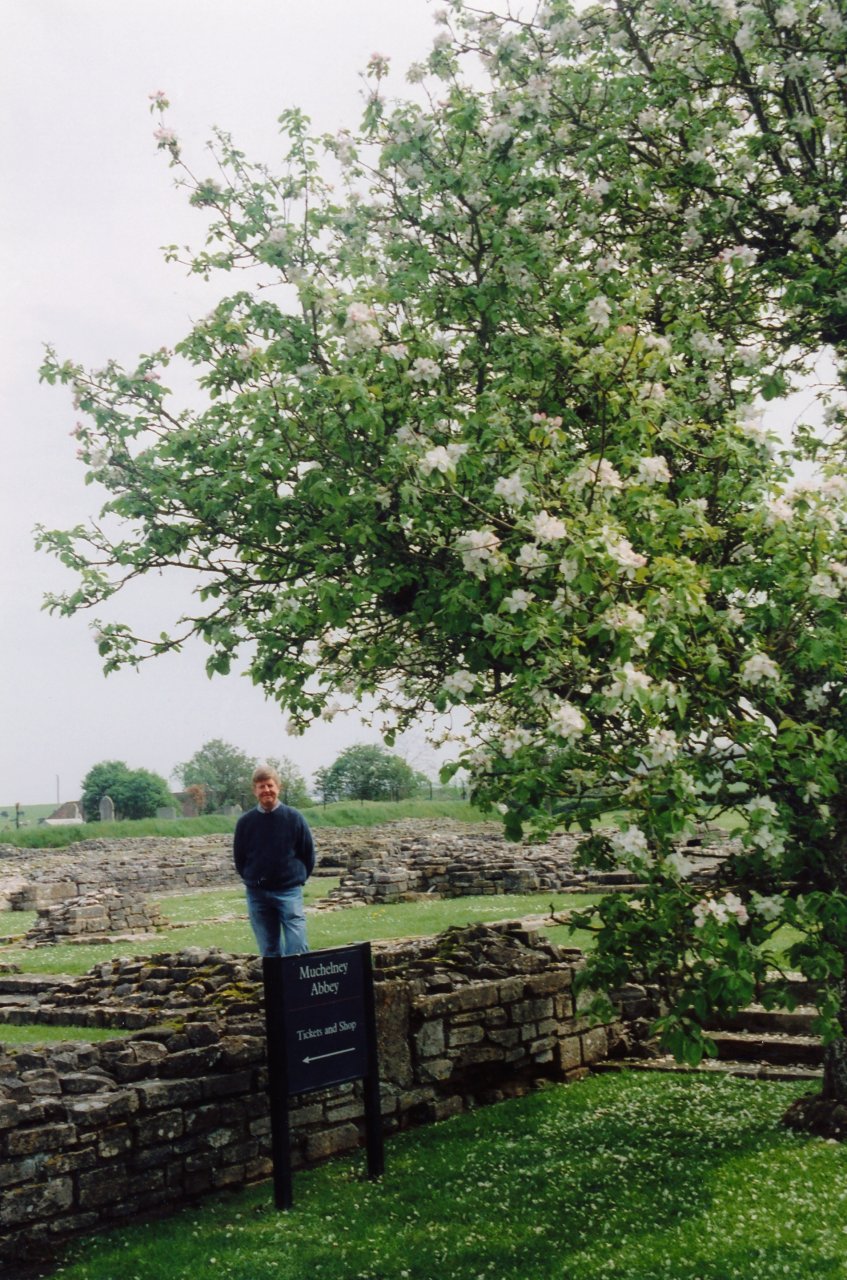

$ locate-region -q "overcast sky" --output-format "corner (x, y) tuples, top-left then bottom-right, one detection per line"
(1, 0), (448, 805)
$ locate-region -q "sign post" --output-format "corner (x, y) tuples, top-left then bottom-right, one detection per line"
(262, 943), (383, 1209)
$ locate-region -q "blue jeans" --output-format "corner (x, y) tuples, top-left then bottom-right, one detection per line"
(245, 885), (309, 957)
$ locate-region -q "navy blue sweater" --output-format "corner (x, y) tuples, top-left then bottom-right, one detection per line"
(233, 805), (316, 891)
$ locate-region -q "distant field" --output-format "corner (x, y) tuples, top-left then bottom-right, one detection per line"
(0, 803), (56, 831)
(0, 798), (487, 848)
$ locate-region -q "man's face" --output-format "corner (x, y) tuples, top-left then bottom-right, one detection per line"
(254, 775), (280, 811)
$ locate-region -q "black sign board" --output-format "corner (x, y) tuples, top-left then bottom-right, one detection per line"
(282, 946), (369, 1094)
(262, 943), (383, 1209)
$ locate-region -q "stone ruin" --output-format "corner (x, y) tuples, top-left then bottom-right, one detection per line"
(0, 923), (620, 1271)
(24, 890), (165, 947)
(0, 820), (735, 922)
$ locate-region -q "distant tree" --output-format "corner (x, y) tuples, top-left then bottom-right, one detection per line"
(81, 760), (172, 821)
(173, 739), (255, 809)
(265, 755), (311, 808)
(315, 744), (424, 804)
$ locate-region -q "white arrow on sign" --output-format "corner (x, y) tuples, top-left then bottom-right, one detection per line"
(303, 1047), (357, 1065)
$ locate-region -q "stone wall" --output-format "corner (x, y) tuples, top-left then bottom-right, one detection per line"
(24, 890), (166, 946)
(0, 821), (732, 915)
(0, 923), (614, 1271)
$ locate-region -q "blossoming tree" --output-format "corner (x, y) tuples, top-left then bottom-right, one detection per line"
(38, 1), (847, 1125)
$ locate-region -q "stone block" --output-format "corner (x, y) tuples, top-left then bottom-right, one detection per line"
(414, 1019), (445, 1059)
(417, 1057), (454, 1083)
(305, 1123), (360, 1162)
(580, 1025), (610, 1064)
(447, 1024), (484, 1048)
(0, 1177), (73, 1227)
(8, 1123), (76, 1156)
(555, 1036), (583, 1073)
(77, 1166), (131, 1210)
(135, 1108), (185, 1145)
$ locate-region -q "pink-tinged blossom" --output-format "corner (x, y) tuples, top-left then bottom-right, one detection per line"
(531, 510), (567, 542)
(494, 472), (529, 507)
(693, 892), (749, 928)
(154, 127), (178, 147)
(603, 529), (648, 574)
(503, 587), (534, 613)
(408, 357), (440, 383)
(604, 603), (647, 633)
(549, 701), (586, 741)
(385, 343), (408, 360)
(636, 455), (671, 485)
(455, 528), (502, 577)
(148, 90), (169, 109)
(367, 52), (390, 77)
(740, 653), (780, 685)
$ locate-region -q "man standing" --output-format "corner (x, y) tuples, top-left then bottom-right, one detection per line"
(233, 765), (316, 957)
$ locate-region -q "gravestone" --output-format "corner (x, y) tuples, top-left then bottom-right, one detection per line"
(156, 806), (179, 820)
(99, 795), (115, 823)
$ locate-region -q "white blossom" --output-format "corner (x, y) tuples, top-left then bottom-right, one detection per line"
(809, 572), (840, 599)
(604, 662), (652, 702)
(549, 701), (586, 741)
(636, 455), (671, 485)
(609, 825), (651, 867)
(644, 726), (679, 767)
(515, 543), (548, 577)
(444, 668), (476, 697)
(408, 357), (440, 383)
(455, 528), (502, 577)
(804, 685), (828, 712)
(740, 653), (780, 685)
(751, 892), (784, 922)
(531, 510), (567, 542)
(501, 727), (533, 758)
(571, 458), (624, 491)
(419, 442), (468, 476)
(665, 850), (696, 878)
(494, 472), (530, 507)
(503, 587), (534, 613)
(586, 294), (612, 330)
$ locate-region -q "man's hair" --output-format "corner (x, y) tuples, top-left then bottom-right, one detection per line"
(252, 764), (280, 785)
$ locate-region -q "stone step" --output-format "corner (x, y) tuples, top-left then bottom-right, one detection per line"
(0, 973), (76, 996)
(594, 1057), (823, 1083)
(709, 1028), (824, 1066)
(707, 1004), (819, 1036)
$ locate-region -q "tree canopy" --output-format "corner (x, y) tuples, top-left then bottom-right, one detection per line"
(314, 744), (425, 803)
(38, 1), (847, 1109)
(81, 760), (173, 822)
(172, 738), (258, 809)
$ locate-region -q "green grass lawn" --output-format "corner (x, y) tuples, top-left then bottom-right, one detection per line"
(0, 884), (599, 979)
(51, 1071), (846, 1280)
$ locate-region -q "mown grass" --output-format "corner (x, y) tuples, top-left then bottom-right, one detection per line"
(0, 885), (599, 978)
(50, 1071), (845, 1280)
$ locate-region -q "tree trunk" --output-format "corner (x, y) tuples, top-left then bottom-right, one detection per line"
(822, 976), (847, 1102)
